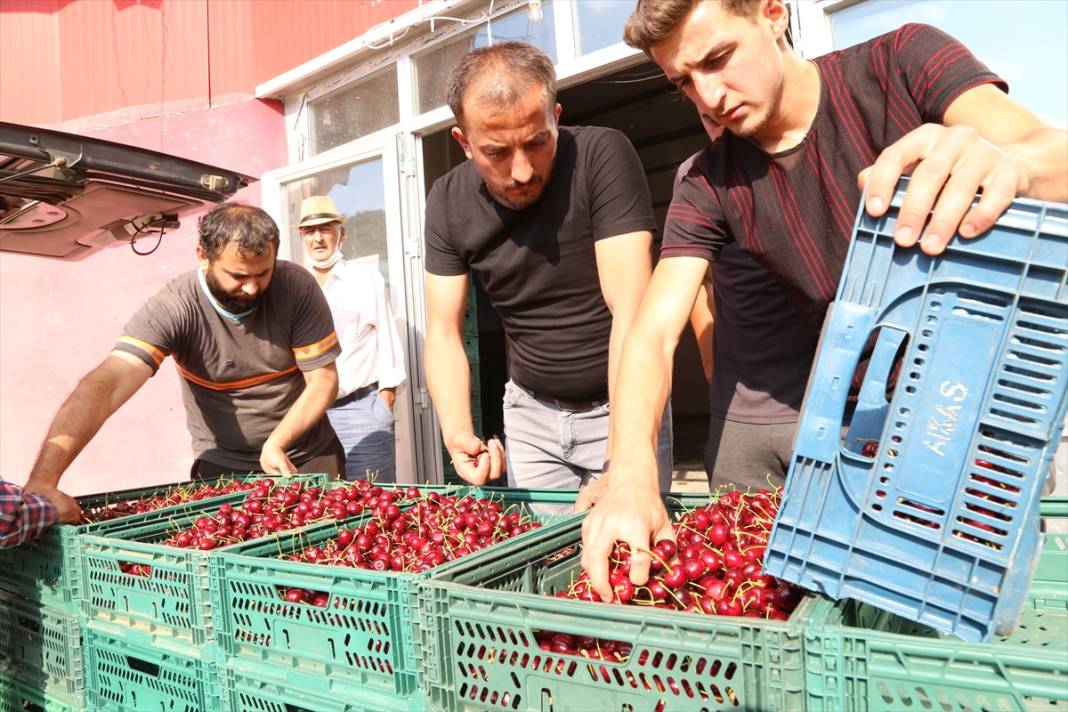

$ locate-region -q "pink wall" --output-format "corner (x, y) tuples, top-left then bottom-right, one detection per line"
(0, 99), (286, 495)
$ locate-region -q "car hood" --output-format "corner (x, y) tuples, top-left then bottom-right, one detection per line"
(0, 122), (256, 260)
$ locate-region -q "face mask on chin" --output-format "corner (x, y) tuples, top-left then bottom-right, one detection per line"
(308, 248), (343, 270)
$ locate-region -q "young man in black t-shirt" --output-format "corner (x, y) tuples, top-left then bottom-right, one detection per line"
(423, 42), (673, 494)
(579, 0), (1068, 603)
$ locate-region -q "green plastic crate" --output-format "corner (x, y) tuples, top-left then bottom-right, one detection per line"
(210, 486), (579, 701)
(83, 621), (218, 712)
(78, 476), (336, 646)
(800, 499), (1068, 711)
(219, 658), (425, 712)
(416, 496), (809, 712)
(0, 473), (322, 613)
(0, 591), (84, 707)
(0, 674), (78, 712)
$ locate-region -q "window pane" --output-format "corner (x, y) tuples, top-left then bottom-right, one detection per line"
(830, 1), (1067, 128)
(574, 0), (631, 56)
(311, 68), (399, 154)
(414, 2), (557, 114)
(284, 158), (389, 281)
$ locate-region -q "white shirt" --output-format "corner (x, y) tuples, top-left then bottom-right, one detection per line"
(314, 257), (406, 398)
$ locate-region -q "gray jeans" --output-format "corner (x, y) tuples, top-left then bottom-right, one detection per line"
(705, 415), (798, 492)
(502, 380), (674, 495)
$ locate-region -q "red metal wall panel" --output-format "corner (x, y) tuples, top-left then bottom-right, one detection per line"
(207, 0), (256, 101)
(55, 0), (210, 123)
(249, 0), (420, 87)
(0, 0), (62, 124)
(2, 0), (421, 125)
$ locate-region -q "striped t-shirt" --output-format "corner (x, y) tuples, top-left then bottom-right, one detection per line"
(663, 24), (1006, 329)
(114, 259), (340, 470)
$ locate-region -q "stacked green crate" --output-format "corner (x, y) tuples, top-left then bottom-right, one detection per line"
(0, 474), (310, 712)
(416, 495), (810, 712)
(211, 486), (579, 709)
(799, 498), (1068, 711)
(83, 624), (219, 712)
(0, 590), (84, 709)
(77, 474), (328, 711)
(0, 674), (76, 712)
(0, 474), (288, 613)
(443, 285), (484, 485)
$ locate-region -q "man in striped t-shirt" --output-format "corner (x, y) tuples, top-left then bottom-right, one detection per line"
(20, 204), (343, 503)
(579, 0), (1067, 602)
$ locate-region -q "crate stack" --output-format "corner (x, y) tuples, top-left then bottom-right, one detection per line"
(0, 475), (302, 712)
(798, 499), (1068, 712)
(75, 474), (329, 711)
(208, 485), (579, 711)
(414, 494), (810, 712)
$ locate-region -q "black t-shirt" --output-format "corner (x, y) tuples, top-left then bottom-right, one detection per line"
(425, 125), (656, 401)
(663, 24), (1005, 329)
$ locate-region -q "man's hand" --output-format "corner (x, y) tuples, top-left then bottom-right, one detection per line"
(23, 481), (82, 524)
(379, 388), (396, 410)
(576, 473), (612, 512)
(260, 440), (296, 477)
(860, 123), (1027, 256)
(580, 472), (674, 603)
(447, 432), (504, 485)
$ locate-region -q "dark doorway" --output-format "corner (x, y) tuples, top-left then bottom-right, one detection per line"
(419, 59), (711, 472)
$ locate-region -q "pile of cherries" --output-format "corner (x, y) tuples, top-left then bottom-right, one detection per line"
(536, 489), (803, 660)
(277, 490), (541, 606)
(118, 479), (401, 577)
(82, 478), (259, 523)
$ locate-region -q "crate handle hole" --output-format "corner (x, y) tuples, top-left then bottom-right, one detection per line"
(125, 656), (160, 677)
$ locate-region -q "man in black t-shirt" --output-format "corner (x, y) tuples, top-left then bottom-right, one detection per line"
(579, 0), (1067, 603)
(423, 42), (673, 493)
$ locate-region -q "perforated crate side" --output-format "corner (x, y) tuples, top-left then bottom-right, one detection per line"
(83, 622), (218, 712)
(417, 514), (808, 712)
(218, 660), (425, 712)
(0, 674), (78, 712)
(79, 484), (339, 646)
(210, 486), (579, 700)
(0, 473), (324, 612)
(0, 593), (84, 708)
(766, 181), (1068, 642)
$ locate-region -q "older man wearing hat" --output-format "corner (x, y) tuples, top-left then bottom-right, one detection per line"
(299, 196), (406, 482)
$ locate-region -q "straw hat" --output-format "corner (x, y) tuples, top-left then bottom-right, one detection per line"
(297, 195), (343, 228)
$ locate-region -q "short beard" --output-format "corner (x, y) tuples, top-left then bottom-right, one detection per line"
(205, 268), (262, 314)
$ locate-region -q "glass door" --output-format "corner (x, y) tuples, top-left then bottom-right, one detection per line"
(262, 140), (423, 483)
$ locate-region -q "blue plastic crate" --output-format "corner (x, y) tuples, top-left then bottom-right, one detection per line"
(765, 178), (1068, 642)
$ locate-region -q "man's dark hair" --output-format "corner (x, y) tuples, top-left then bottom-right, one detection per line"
(445, 41), (557, 126)
(197, 203), (279, 261)
(624, 0), (764, 53)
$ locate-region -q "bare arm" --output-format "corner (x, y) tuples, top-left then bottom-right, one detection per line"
(579, 256), (710, 602)
(595, 230), (655, 402)
(862, 84), (1068, 255)
(24, 352), (152, 516)
(26, 352), (152, 489)
(689, 276), (716, 384)
(423, 272), (503, 484)
(260, 363), (339, 475)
